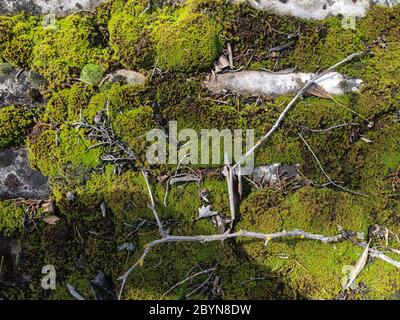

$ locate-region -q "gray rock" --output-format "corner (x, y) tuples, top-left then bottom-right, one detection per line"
(0, 64), (44, 108)
(0, 0), (107, 16)
(0, 148), (50, 200)
(251, 164), (300, 187)
(234, 0), (400, 19)
(106, 69), (147, 85)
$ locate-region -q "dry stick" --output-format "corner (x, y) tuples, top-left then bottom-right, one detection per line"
(303, 123), (358, 134)
(117, 228), (400, 299)
(162, 267), (217, 298)
(66, 283), (85, 300)
(298, 132), (368, 197)
(358, 243), (400, 268)
(141, 170), (165, 238)
(118, 51), (371, 299)
(233, 50), (369, 171)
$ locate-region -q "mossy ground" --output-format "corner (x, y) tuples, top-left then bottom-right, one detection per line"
(0, 0), (400, 300)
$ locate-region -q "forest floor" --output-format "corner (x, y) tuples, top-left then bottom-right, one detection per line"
(0, 0), (400, 300)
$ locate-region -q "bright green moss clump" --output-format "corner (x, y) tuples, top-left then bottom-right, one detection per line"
(0, 106), (33, 149)
(43, 83), (95, 124)
(109, 9), (155, 69)
(114, 106), (156, 161)
(27, 124), (102, 177)
(108, 1), (221, 73)
(153, 11), (221, 72)
(0, 201), (25, 236)
(83, 83), (150, 123)
(31, 15), (106, 90)
(0, 14), (39, 67)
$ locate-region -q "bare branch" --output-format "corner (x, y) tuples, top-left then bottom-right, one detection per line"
(117, 227), (400, 299)
(233, 50), (369, 170)
(162, 267), (217, 298)
(66, 283), (85, 300)
(141, 170), (165, 238)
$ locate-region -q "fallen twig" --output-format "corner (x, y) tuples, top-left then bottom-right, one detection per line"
(162, 267), (217, 298)
(233, 50), (369, 170)
(298, 132), (368, 197)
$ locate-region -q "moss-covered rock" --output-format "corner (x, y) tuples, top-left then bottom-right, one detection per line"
(153, 10), (221, 73)
(0, 200), (25, 236)
(27, 124), (102, 177)
(31, 15), (106, 91)
(0, 106), (33, 149)
(109, 9), (155, 69)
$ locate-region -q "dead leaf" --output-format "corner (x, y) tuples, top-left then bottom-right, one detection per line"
(213, 215), (226, 234)
(214, 55), (230, 73)
(360, 136), (373, 143)
(42, 201), (55, 214)
(100, 201), (107, 218)
(198, 205), (218, 219)
(42, 215), (61, 225)
(306, 83), (332, 99)
(343, 240), (370, 290)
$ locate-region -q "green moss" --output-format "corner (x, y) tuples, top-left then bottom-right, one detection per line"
(32, 15), (106, 90)
(0, 200), (25, 236)
(80, 64), (104, 86)
(360, 5), (400, 42)
(109, 9), (155, 69)
(239, 189), (287, 233)
(43, 83), (95, 124)
(0, 106), (33, 148)
(0, 16), (13, 55)
(0, 15), (39, 67)
(113, 106), (156, 164)
(346, 121), (400, 191)
(153, 11), (221, 73)
(27, 124), (102, 177)
(83, 83), (150, 123)
(357, 258), (400, 299)
(354, 44), (400, 119)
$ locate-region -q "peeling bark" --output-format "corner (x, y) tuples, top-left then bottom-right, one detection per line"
(205, 71), (363, 97)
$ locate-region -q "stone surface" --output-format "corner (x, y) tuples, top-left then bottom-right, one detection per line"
(205, 71), (363, 97)
(0, 0), (106, 16)
(235, 0), (400, 19)
(107, 69), (147, 85)
(0, 0), (398, 19)
(0, 148), (50, 199)
(0, 65), (44, 108)
(251, 164), (300, 187)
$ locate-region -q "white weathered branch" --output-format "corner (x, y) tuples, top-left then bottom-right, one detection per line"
(141, 170), (166, 238)
(232, 51), (368, 170)
(117, 227), (400, 299)
(206, 71), (363, 97)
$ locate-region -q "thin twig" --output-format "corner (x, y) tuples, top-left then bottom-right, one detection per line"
(298, 132), (368, 197)
(233, 50), (368, 170)
(117, 229), (348, 299)
(141, 170), (165, 238)
(162, 267), (217, 298)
